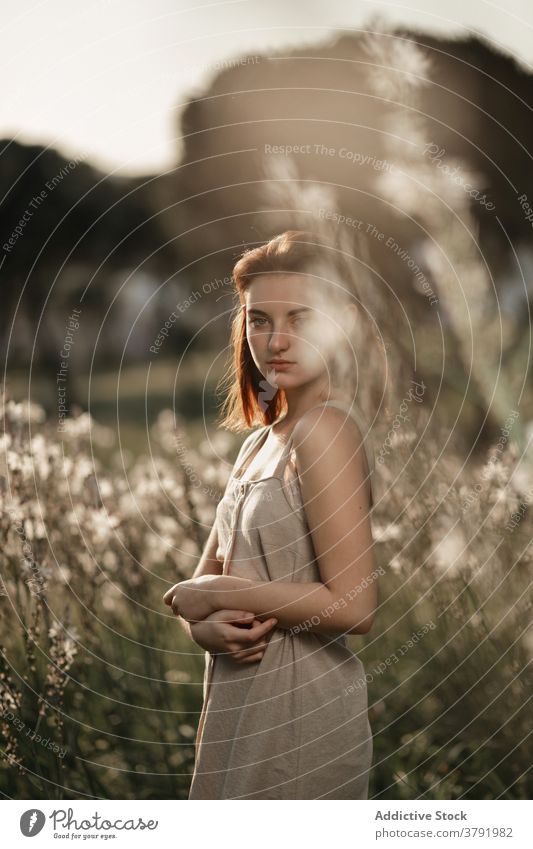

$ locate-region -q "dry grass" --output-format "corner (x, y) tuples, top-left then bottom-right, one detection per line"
(0, 392), (531, 799)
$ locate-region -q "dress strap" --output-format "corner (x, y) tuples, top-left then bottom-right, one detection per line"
(233, 401), (376, 507)
(232, 425), (271, 480)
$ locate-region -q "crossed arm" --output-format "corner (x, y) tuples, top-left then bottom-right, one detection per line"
(164, 406), (378, 636)
(164, 571), (375, 635)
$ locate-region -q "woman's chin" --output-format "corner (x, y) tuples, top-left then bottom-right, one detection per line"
(267, 374), (300, 388)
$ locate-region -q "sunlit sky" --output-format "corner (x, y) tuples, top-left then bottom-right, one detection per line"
(3, 0), (533, 176)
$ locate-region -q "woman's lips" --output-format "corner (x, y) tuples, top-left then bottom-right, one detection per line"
(267, 361), (293, 370)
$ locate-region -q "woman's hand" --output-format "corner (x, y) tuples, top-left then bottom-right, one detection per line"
(163, 574), (256, 624)
(190, 609), (278, 664)
(163, 575), (220, 623)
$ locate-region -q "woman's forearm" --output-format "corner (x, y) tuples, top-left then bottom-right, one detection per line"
(178, 616), (193, 641)
(210, 575), (369, 635)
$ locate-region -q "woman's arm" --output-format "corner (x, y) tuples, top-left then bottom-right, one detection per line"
(177, 519), (223, 642)
(191, 520), (224, 579)
(173, 572), (374, 635)
(172, 430), (261, 640)
(181, 429), (257, 585)
(167, 407), (378, 636)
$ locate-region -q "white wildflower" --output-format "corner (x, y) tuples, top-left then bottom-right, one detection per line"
(481, 458), (509, 486)
(62, 456), (97, 495)
(134, 478), (162, 499)
(374, 523), (403, 542)
(155, 516), (179, 536)
(88, 509), (119, 545)
(509, 464), (533, 496)
(29, 434), (51, 480)
(5, 399), (45, 425)
(60, 412), (93, 438)
(48, 623), (79, 670)
(6, 450), (34, 479)
(430, 525), (466, 577)
(118, 491), (140, 517)
(210, 431), (233, 455)
(76, 550), (97, 576)
(66, 507), (85, 531)
(389, 555), (403, 573)
(97, 478), (113, 498)
(0, 433), (12, 450)
(23, 518), (47, 540)
(101, 582), (123, 611)
(61, 456), (74, 477)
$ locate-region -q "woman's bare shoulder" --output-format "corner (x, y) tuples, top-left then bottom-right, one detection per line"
(291, 403), (365, 448)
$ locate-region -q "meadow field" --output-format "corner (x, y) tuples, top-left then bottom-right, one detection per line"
(1, 389), (531, 799)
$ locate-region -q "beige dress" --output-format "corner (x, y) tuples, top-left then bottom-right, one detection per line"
(188, 400), (376, 800)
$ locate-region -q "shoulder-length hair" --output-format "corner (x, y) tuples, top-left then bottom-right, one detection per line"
(217, 229), (358, 432)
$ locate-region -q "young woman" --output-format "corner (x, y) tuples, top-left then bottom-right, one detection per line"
(163, 230), (378, 799)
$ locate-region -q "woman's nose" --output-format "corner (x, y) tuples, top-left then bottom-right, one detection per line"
(267, 328), (291, 350)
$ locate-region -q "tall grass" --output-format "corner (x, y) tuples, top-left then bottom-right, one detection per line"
(0, 391), (531, 798)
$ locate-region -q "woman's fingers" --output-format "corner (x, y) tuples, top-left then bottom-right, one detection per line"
(214, 610), (255, 625)
(234, 649), (266, 664)
(229, 617), (277, 645)
(163, 585), (176, 606)
(229, 633), (273, 661)
(249, 617), (278, 638)
(226, 618), (278, 661)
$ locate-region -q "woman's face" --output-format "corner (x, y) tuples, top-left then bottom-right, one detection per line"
(244, 272), (356, 391)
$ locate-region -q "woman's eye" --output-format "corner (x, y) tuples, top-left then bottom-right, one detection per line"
(248, 315), (308, 328)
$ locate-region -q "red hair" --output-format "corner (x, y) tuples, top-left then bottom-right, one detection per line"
(217, 230), (357, 432)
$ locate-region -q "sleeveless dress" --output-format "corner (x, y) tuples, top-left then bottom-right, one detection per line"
(188, 400), (376, 800)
